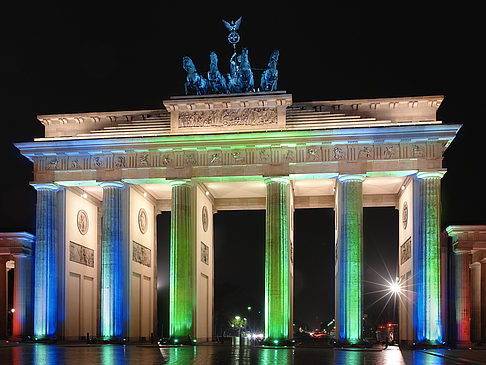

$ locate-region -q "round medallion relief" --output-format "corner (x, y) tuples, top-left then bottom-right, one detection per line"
(77, 209), (89, 235)
(202, 206), (208, 232)
(402, 201), (408, 230)
(138, 208), (148, 234)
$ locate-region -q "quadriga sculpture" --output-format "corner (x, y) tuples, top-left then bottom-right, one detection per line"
(228, 48), (254, 93)
(260, 49), (279, 92)
(183, 56), (209, 95)
(207, 51), (228, 94)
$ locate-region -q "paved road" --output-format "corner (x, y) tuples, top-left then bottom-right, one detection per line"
(1, 343), (485, 364)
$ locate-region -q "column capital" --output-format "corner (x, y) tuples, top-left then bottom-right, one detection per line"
(31, 183), (62, 191)
(337, 174), (365, 183)
(99, 181), (126, 189)
(415, 171), (446, 180)
(264, 176), (290, 185)
(168, 179), (193, 188)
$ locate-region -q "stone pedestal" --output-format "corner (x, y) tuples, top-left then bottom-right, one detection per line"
(335, 174), (364, 344)
(264, 177), (292, 342)
(100, 181), (128, 340)
(169, 181), (195, 341)
(33, 183), (61, 339)
(413, 172), (444, 344)
(454, 251), (471, 347)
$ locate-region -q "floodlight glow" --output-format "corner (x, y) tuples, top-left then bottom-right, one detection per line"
(389, 280), (402, 295)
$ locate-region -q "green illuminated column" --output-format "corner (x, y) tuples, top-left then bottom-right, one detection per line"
(413, 171), (444, 343)
(169, 180), (196, 341)
(264, 177), (292, 343)
(335, 174), (364, 344)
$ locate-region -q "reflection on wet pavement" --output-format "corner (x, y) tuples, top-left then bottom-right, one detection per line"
(0, 343), (477, 364)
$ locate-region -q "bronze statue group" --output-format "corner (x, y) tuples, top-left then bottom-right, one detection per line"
(183, 49), (279, 95)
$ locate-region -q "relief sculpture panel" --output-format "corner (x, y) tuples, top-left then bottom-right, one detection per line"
(178, 107), (277, 128)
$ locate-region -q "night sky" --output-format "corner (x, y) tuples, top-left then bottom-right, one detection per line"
(1, 3), (483, 336)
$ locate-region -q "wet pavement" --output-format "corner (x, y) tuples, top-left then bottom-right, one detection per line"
(1, 343), (485, 364)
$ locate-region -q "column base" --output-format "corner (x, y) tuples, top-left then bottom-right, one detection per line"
(333, 340), (367, 348)
(261, 338), (295, 347)
(168, 336), (197, 345)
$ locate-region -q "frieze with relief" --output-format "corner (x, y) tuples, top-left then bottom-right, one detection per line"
(178, 107), (278, 128)
(34, 141), (441, 172)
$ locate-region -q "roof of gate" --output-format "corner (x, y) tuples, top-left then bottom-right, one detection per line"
(34, 94), (444, 141)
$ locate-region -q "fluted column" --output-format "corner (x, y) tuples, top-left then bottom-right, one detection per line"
(12, 254), (33, 340)
(33, 183), (61, 339)
(470, 262), (481, 343)
(481, 259), (486, 344)
(0, 256), (8, 339)
(264, 177), (292, 343)
(335, 174), (364, 344)
(169, 180), (195, 341)
(413, 172), (444, 344)
(100, 181), (128, 340)
(454, 250), (471, 347)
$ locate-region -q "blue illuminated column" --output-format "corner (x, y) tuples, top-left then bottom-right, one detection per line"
(100, 181), (128, 340)
(33, 183), (62, 339)
(335, 174), (364, 344)
(413, 171), (444, 344)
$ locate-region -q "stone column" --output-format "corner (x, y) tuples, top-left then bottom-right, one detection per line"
(335, 174), (364, 344)
(264, 177), (292, 343)
(100, 181), (128, 340)
(33, 183), (61, 339)
(454, 250), (471, 347)
(413, 171), (444, 344)
(11, 254), (33, 340)
(0, 256), (8, 339)
(470, 262), (481, 343)
(169, 180), (195, 342)
(481, 259), (486, 345)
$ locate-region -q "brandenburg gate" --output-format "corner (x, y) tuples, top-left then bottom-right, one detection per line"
(15, 92), (460, 345)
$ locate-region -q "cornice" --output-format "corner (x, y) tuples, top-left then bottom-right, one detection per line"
(15, 123), (461, 159)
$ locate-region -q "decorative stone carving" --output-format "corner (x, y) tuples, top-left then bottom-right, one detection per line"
(48, 159), (59, 170)
(400, 237), (411, 264)
(178, 107), (277, 128)
(132, 241), (151, 267)
(306, 147), (320, 161)
(402, 201), (408, 230)
(70, 158), (80, 169)
(77, 209), (89, 235)
(208, 152), (221, 165)
(184, 152), (197, 166)
(202, 206), (208, 232)
(138, 153), (149, 167)
(231, 150), (246, 163)
(358, 146), (372, 160)
(138, 208), (147, 234)
(333, 147), (345, 160)
(384, 145), (395, 159)
(70, 241), (94, 267)
(92, 156), (104, 168)
(114, 155), (126, 168)
(200, 241), (209, 265)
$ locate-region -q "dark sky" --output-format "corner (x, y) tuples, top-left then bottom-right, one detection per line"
(1, 3), (484, 334)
